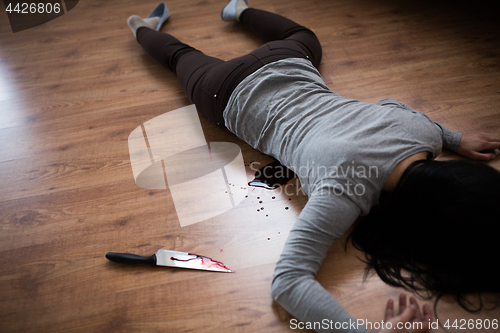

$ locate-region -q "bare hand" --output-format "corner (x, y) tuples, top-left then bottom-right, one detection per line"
(379, 294), (431, 333)
(456, 132), (500, 161)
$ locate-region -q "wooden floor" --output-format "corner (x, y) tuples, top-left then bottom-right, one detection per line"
(1, 0), (499, 332)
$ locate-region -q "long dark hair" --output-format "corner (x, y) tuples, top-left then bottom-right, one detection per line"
(349, 159), (500, 312)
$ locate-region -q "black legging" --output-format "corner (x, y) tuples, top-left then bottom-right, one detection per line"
(136, 8), (322, 126)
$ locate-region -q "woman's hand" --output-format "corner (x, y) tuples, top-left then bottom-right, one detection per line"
(456, 132), (500, 161)
(379, 294), (432, 333)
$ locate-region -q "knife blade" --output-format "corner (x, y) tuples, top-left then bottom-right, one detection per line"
(106, 249), (234, 273)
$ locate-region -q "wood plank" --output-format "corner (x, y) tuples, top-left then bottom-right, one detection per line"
(0, 0), (499, 332)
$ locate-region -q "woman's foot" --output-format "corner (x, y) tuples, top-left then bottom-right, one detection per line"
(127, 3), (170, 37)
(221, 0), (248, 22)
(127, 16), (159, 37)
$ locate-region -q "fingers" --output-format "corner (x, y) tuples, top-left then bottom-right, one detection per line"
(409, 298), (432, 332)
(385, 299), (394, 321)
(399, 293), (407, 314)
(471, 133), (500, 153)
(470, 151), (497, 161)
(479, 132), (500, 144)
(409, 297), (422, 321)
(480, 141), (500, 153)
(383, 294), (433, 333)
(422, 304), (432, 325)
(396, 305), (416, 324)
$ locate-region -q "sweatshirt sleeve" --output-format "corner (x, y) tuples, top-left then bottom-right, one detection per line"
(271, 192), (371, 333)
(432, 123), (462, 152)
(376, 99), (462, 152)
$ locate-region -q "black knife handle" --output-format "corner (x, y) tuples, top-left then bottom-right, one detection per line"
(106, 252), (156, 266)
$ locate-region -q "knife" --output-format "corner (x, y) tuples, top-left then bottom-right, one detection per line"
(106, 249), (234, 273)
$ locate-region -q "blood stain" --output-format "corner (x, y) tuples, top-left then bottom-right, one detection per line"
(169, 254), (233, 273)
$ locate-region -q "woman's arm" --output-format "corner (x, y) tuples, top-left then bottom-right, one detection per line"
(270, 188), (436, 332)
(271, 192), (371, 333)
(376, 99), (463, 152)
(376, 99), (500, 160)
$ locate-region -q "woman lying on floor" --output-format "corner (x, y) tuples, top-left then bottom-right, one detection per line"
(127, 1), (500, 332)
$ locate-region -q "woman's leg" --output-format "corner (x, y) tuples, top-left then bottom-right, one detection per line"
(239, 8), (322, 68)
(134, 6), (322, 126)
(136, 27), (224, 106)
